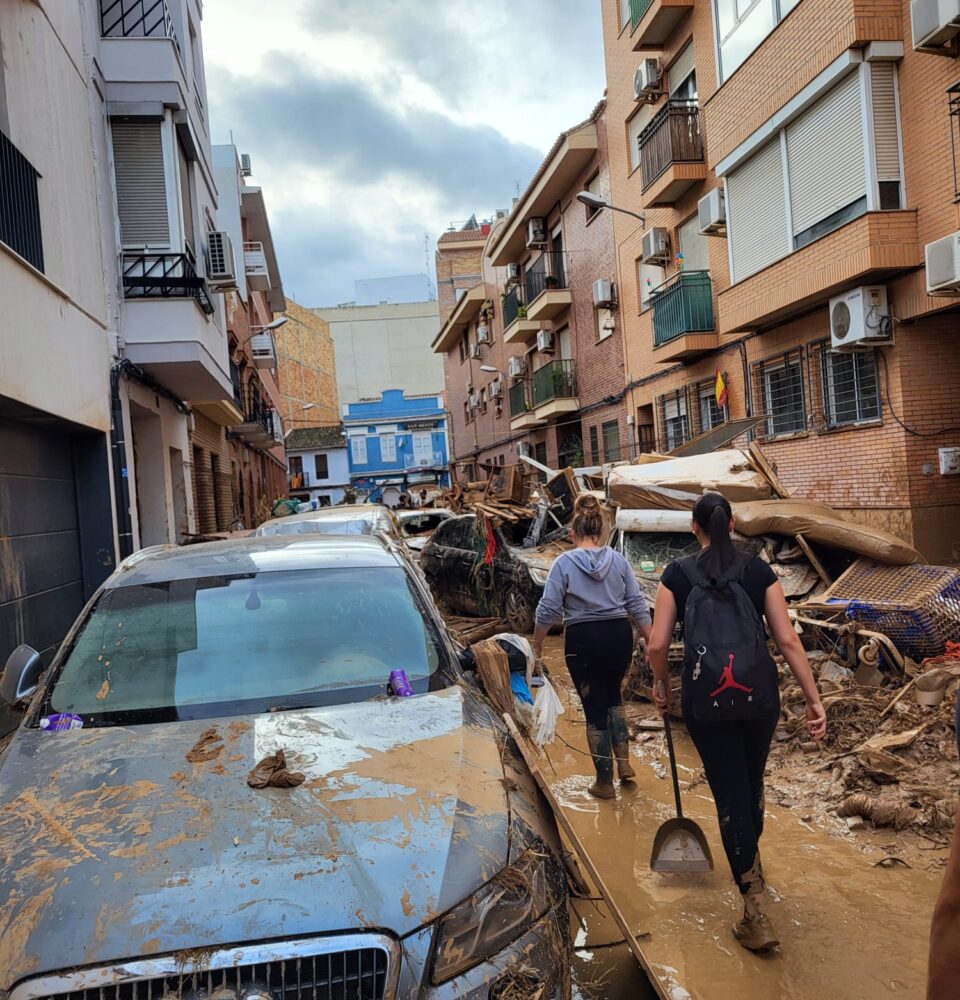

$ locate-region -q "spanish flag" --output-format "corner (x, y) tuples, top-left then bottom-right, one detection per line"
(715, 368), (728, 409)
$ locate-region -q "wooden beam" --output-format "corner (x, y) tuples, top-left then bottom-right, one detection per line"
(795, 533), (832, 587)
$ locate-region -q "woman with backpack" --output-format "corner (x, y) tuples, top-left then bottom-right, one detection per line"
(533, 493), (652, 800)
(647, 491), (826, 954)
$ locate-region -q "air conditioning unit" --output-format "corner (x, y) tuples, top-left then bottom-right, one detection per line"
(469, 342), (482, 359)
(829, 286), (894, 350)
(249, 331), (277, 369)
(476, 323), (491, 343)
(240, 153), (253, 176)
(698, 188), (726, 236)
(468, 392), (480, 410)
(633, 58), (662, 101)
(517, 442), (533, 458)
(489, 379), (503, 399)
(536, 329), (555, 354)
(641, 227), (670, 264)
(925, 231), (960, 294)
(206, 231), (237, 287)
(592, 278), (615, 308)
(911, 0), (960, 52)
(507, 356), (527, 379)
(526, 217), (547, 248)
(507, 262), (521, 282)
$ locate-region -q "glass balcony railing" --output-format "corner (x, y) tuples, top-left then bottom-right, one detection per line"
(509, 380), (530, 418)
(650, 271), (714, 347)
(532, 359), (578, 408)
(638, 99), (704, 190)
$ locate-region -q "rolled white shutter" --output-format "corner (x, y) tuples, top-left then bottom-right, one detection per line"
(726, 137), (788, 283)
(111, 121), (170, 247)
(786, 71), (865, 236)
(668, 42), (696, 96)
(871, 63), (901, 181)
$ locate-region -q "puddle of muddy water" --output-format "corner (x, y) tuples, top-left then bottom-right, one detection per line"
(572, 942), (658, 1000)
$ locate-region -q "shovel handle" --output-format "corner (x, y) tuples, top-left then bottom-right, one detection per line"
(663, 714), (684, 819)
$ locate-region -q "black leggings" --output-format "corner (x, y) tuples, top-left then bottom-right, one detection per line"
(564, 618), (633, 730)
(685, 712), (779, 895)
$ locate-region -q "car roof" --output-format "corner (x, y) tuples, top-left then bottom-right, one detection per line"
(397, 508), (451, 521)
(256, 505), (394, 533)
(107, 535), (403, 589)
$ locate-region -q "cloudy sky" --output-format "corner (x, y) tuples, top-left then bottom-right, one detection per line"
(203, 0), (606, 307)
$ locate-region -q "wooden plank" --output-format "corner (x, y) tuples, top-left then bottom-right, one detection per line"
(748, 440), (792, 498)
(502, 713), (668, 1000)
(795, 533), (832, 587)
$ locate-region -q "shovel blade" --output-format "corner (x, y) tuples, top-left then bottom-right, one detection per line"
(650, 817), (714, 873)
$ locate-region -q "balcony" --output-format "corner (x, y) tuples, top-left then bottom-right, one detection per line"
(650, 271), (718, 361)
(101, 0), (180, 46)
(502, 284), (541, 344)
(243, 242), (271, 291)
(122, 252), (213, 314)
(508, 380), (545, 431)
(525, 252), (572, 322)
(638, 100), (706, 207)
(630, 0), (694, 50)
(432, 283), (486, 352)
(234, 386), (276, 447)
(249, 330), (277, 369)
(0, 131), (43, 273)
(531, 359), (579, 420)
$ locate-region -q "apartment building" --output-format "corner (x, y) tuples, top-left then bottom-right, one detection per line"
(285, 427), (350, 506)
(601, 0), (960, 561)
(433, 102), (630, 479)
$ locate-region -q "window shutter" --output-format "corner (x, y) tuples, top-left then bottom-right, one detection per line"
(726, 138), (788, 283)
(871, 63), (901, 182)
(111, 121), (170, 247)
(785, 71), (865, 236)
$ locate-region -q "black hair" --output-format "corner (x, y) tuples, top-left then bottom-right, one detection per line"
(692, 491), (736, 580)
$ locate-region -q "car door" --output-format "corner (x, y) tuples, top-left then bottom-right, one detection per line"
(422, 516), (482, 615)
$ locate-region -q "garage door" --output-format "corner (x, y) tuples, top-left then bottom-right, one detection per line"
(0, 417), (85, 668)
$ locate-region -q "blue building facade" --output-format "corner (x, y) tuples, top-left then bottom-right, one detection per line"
(343, 390), (450, 506)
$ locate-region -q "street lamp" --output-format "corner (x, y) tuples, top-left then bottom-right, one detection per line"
(263, 316), (288, 331)
(479, 365), (499, 374)
(575, 191), (646, 225)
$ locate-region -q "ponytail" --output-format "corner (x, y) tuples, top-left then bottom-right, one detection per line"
(693, 492), (736, 580)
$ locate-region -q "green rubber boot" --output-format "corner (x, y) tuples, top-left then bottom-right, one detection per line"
(586, 727), (616, 799)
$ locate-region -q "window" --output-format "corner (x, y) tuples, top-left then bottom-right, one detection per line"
(413, 431), (433, 465)
(714, 0), (796, 82)
(585, 171), (603, 222)
(319, 496), (332, 507)
(533, 442), (548, 482)
(463, 401), (472, 425)
(756, 350), (806, 437)
(111, 121), (171, 248)
(819, 344), (881, 428)
(289, 456), (304, 476)
(620, 0), (631, 28)
(696, 378), (727, 433)
(637, 258), (665, 309)
(380, 434), (397, 463)
(724, 65), (902, 283)
(628, 105), (654, 173)
(177, 139), (195, 256)
(314, 454), (329, 480)
(350, 436), (368, 465)
(659, 391), (690, 451)
(480, 388), (488, 414)
(602, 421), (622, 462)
(668, 43), (697, 99)
(678, 214), (710, 273)
(589, 425), (600, 465)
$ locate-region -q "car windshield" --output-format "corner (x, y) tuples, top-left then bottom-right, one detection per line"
(401, 513), (448, 536)
(622, 532), (701, 574)
(46, 567), (443, 725)
(258, 517), (376, 536)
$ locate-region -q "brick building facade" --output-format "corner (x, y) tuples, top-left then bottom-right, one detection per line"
(433, 102), (630, 480)
(274, 298), (340, 432)
(600, 0), (960, 562)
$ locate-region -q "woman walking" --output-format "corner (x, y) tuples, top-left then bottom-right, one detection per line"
(533, 494), (652, 799)
(647, 491), (826, 954)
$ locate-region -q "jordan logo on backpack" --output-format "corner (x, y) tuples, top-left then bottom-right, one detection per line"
(709, 654), (753, 698)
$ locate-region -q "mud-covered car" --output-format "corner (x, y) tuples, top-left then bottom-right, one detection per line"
(255, 503), (403, 542)
(421, 514), (565, 633)
(397, 508), (455, 555)
(0, 536), (570, 999)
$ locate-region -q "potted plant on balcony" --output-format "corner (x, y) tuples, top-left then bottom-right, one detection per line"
(551, 365), (572, 397)
(517, 305), (528, 319)
(544, 275), (560, 290)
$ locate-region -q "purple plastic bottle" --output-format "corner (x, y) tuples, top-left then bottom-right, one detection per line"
(389, 669), (414, 697)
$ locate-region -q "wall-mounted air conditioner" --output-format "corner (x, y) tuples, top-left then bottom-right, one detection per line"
(517, 442), (533, 458)
(829, 286), (894, 350)
(641, 227), (670, 264)
(925, 231), (960, 294)
(489, 379), (503, 399)
(507, 356), (527, 379)
(592, 278), (615, 308)
(536, 329), (555, 354)
(911, 0), (960, 53)
(526, 217), (547, 248)
(476, 323), (491, 343)
(468, 392), (480, 409)
(633, 58), (662, 101)
(240, 153), (253, 176)
(698, 188), (726, 236)
(507, 262), (521, 281)
(206, 231), (237, 287)
(469, 342), (482, 359)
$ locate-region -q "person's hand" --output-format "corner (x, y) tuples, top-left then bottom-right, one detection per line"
(653, 679), (670, 716)
(806, 699), (827, 740)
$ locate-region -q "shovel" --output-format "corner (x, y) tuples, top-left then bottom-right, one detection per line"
(650, 698), (714, 873)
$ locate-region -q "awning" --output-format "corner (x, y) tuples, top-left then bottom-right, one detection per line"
(407, 472), (438, 485)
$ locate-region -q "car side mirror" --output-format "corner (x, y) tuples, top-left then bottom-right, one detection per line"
(1, 645), (44, 706)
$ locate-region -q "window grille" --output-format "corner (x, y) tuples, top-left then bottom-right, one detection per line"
(813, 340), (881, 428)
(753, 349), (806, 439)
(658, 388), (691, 451)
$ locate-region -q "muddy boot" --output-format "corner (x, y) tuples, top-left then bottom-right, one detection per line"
(586, 727), (616, 799)
(608, 706), (636, 782)
(734, 890), (779, 954)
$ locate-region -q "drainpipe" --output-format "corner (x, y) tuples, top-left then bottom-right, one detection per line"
(110, 364), (135, 559)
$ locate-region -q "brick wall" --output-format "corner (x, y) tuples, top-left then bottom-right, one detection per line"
(191, 412), (234, 533)
(274, 298), (340, 428)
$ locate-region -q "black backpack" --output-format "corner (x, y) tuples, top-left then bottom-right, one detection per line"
(680, 555), (780, 723)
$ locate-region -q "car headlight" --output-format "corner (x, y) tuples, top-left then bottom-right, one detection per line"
(528, 566), (549, 586)
(430, 849), (556, 984)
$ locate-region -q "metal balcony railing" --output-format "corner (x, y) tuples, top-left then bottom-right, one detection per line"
(638, 99), (704, 190)
(0, 131), (43, 273)
(508, 380), (530, 418)
(525, 251), (567, 305)
(630, 0), (655, 28)
(650, 271), (714, 347)
(230, 360), (242, 409)
(121, 253), (214, 315)
(100, 0), (180, 53)
(532, 359), (578, 408)
(239, 384), (273, 437)
(502, 284), (524, 328)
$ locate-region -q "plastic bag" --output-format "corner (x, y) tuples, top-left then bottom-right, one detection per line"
(531, 678), (565, 748)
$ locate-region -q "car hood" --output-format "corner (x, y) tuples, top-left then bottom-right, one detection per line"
(0, 687), (509, 986)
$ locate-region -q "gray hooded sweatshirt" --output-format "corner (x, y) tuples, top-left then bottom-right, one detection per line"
(535, 547), (651, 630)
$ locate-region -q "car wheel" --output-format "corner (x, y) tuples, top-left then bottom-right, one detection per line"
(504, 587), (535, 635)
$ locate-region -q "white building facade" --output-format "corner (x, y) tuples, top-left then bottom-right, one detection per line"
(285, 427), (350, 507)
